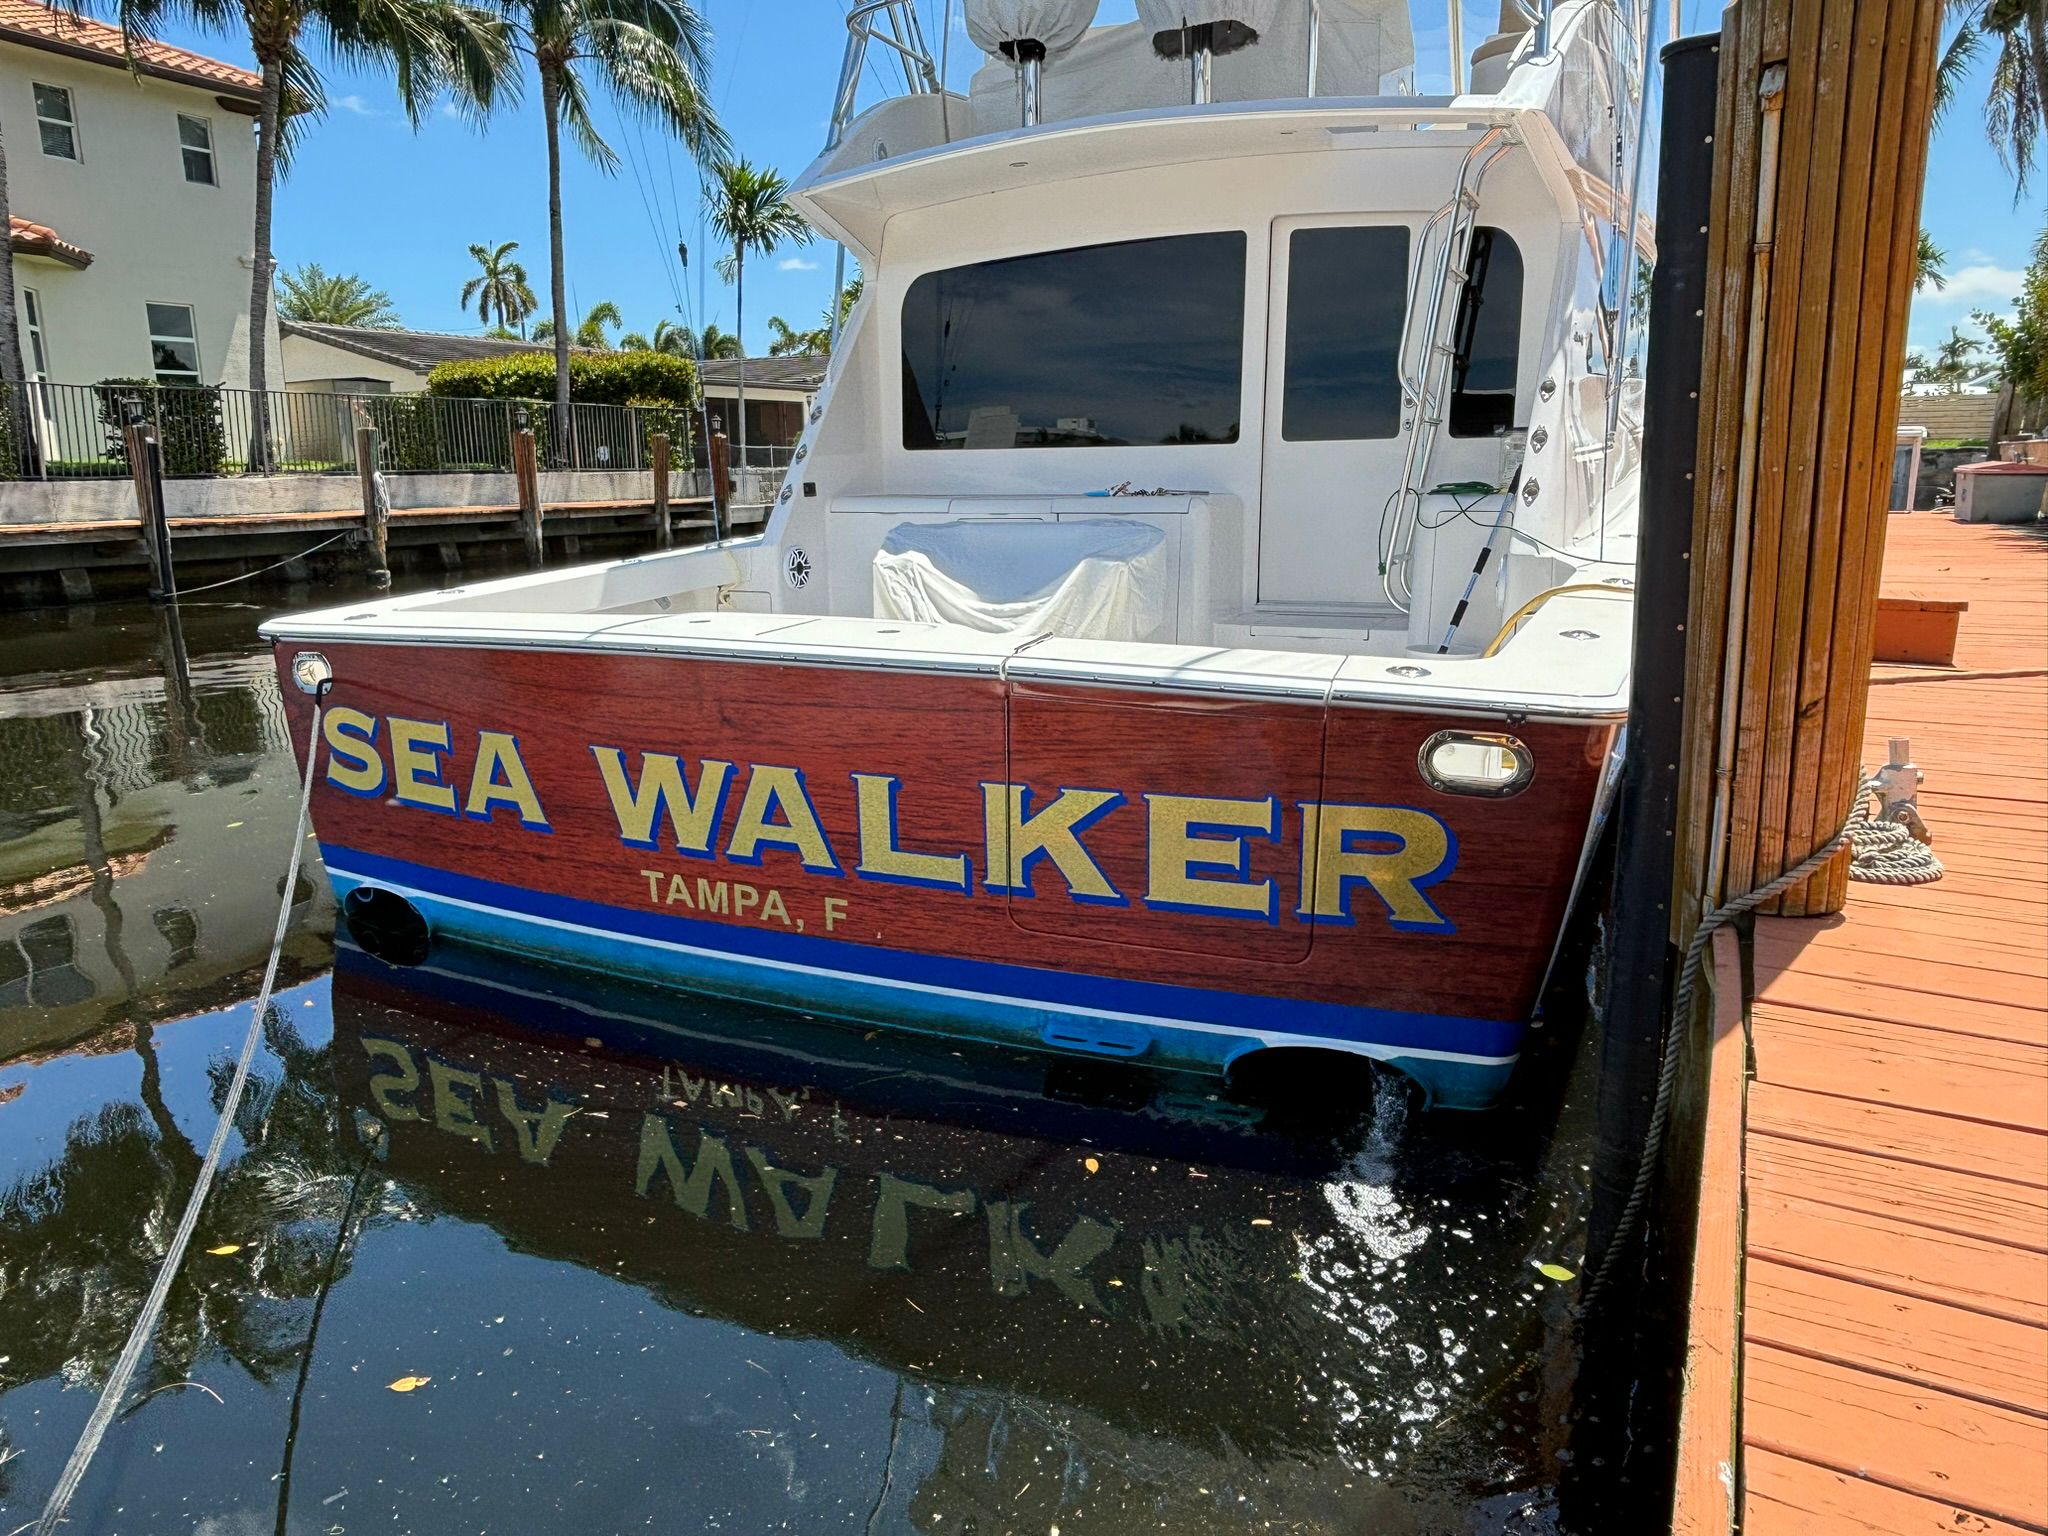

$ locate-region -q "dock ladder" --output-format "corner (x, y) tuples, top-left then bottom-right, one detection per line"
(1382, 126), (1515, 612)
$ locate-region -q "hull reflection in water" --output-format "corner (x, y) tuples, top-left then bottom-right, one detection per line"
(332, 940), (1588, 1526)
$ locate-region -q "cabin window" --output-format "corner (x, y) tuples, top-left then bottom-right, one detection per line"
(901, 232), (1246, 449)
(1280, 225), (1409, 441)
(1448, 227), (1524, 438)
(33, 84), (77, 160)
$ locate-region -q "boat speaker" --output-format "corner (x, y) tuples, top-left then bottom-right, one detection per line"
(342, 887), (432, 968)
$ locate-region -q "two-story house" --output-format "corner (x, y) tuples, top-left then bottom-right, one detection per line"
(1, 0), (276, 394)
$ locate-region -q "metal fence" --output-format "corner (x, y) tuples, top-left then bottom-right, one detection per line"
(0, 381), (715, 481)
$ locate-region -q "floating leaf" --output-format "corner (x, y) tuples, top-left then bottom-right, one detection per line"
(386, 1375), (431, 1393)
(226, 822), (244, 830)
(205, 1244), (242, 1256)
(1083, 1157), (1100, 1174)
(1250, 1218), (1274, 1227)
(1534, 1261), (1577, 1283)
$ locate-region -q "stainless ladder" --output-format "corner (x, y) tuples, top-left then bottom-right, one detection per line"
(1383, 126), (1514, 612)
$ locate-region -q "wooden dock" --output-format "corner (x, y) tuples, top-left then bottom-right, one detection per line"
(1675, 511), (2048, 1534)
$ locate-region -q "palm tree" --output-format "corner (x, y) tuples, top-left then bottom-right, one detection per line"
(704, 158), (811, 463)
(461, 239), (538, 334)
(0, 122), (24, 386)
(692, 323), (741, 359)
(277, 263), (402, 327)
(114, 0), (510, 471)
(1937, 0), (2048, 193)
(1916, 230), (1949, 293)
(765, 273), (862, 358)
(494, 0), (726, 433)
(619, 317), (689, 353)
(1934, 324), (1984, 391)
(532, 299), (622, 348)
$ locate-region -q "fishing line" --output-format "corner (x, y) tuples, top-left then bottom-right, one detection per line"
(33, 680), (332, 1536)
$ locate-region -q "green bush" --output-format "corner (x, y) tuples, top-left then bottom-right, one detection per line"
(0, 391), (23, 480)
(630, 399), (694, 469)
(95, 378), (227, 477)
(364, 392), (443, 472)
(424, 349), (698, 406)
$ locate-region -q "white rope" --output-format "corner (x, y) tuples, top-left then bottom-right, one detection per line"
(33, 686), (328, 1535)
(1848, 797), (1944, 885)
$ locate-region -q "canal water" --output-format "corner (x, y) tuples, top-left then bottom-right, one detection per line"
(0, 575), (1604, 1534)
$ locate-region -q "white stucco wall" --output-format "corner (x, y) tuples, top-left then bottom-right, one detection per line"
(3, 41), (279, 391)
(280, 333), (426, 391)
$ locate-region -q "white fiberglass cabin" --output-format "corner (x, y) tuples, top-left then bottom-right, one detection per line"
(264, 0), (1658, 1110)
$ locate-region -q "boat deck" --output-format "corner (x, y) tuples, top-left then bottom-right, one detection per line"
(1677, 511), (2048, 1533)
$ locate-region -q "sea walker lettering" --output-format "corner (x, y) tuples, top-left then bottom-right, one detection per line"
(321, 719), (1460, 933)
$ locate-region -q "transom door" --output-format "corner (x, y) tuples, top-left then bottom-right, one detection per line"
(1256, 217), (1414, 609)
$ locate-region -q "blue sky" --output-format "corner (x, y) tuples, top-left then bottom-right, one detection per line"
(137, 0), (2037, 357)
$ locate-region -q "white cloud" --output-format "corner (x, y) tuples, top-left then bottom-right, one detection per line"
(777, 255), (820, 271)
(1919, 262), (2025, 305)
(335, 94), (381, 117)
(438, 101), (462, 120)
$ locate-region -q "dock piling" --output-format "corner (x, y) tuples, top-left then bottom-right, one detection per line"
(353, 418), (391, 588)
(513, 409), (544, 567)
(651, 433), (672, 550)
(123, 408), (175, 603)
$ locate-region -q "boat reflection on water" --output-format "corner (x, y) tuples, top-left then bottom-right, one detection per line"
(331, 939), (1591, 1529)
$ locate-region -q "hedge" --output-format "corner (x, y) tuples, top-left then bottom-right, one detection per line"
(96, 378), (228, 477)
(424, 349), (698, 406)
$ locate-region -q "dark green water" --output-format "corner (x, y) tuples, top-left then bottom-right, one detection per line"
(0, 576), (1604, 1534)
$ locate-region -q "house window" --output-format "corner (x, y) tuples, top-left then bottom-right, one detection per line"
(177, 114), (216, 185)
(146, 303), (201, 385)
(33, 83), (77, 160)
(901, 232), (1246, 449)
(22, 289), (49, 381)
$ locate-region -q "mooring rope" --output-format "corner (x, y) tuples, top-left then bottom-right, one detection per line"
(171, 531), (353, 597)
(33, 682), (329, 1535)
(1580, 774), (1941, 1311)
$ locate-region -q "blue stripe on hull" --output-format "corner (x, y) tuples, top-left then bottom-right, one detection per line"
(321, 846), (1523, 1109)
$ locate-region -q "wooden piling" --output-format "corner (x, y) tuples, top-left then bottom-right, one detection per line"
(513, 423), (544, 567)
(709, 429), (731, 540)
(124, 421), (175, 602)
(1673, 0), (1942, 923)
(651, 433), (672, 550)
(354, 421), (391, 587)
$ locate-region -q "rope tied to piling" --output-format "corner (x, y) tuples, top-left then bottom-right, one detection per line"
(32, 681), (330, 1535)
(1581, 772), (1942, 1312)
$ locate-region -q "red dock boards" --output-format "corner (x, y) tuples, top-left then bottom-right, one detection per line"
(1679, 515), (2048, 1535)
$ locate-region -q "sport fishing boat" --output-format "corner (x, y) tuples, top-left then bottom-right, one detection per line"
(265, 0), (1654, 1110)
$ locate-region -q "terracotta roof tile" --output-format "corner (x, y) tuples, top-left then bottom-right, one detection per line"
(0, 0), (261, 97)
(8, 214), (92, 269)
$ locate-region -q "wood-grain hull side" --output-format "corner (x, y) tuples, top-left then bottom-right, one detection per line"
(275, 641), (1614, 1109)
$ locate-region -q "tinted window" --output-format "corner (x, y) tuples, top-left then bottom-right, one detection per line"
(901, 233), (1245, 450)
(1281, 226), (1409, 441)
(1449, 227), (1524, 437)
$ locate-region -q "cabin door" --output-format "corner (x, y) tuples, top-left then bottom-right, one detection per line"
(1257, 217), (1416, 609)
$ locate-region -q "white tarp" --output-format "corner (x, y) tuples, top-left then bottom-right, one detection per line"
(872, 518), (1172, 642)
(965, 0), (1100, 57)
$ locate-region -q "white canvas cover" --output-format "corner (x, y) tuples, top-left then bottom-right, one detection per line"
(965, 0), (1100, 57)
(872, 518), (1172, 642)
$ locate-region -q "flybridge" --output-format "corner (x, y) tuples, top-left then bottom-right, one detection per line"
(319, 711), (1460, 933)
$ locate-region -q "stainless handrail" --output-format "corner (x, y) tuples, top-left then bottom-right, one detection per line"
(1384, 126), (1514, 610)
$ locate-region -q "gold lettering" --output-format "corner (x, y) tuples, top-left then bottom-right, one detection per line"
(591, 749), (733, 854)
(464, 730), (548, 827)
(1298, 803), (1456, 931)
(388, 718), (456, 813)
(323, 708), (384, 795)
(1143, 793), (1276, 919)
(852, 773), (970, 890)
(725, 766), (841, 873)
(981, 785), (1122, 900)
